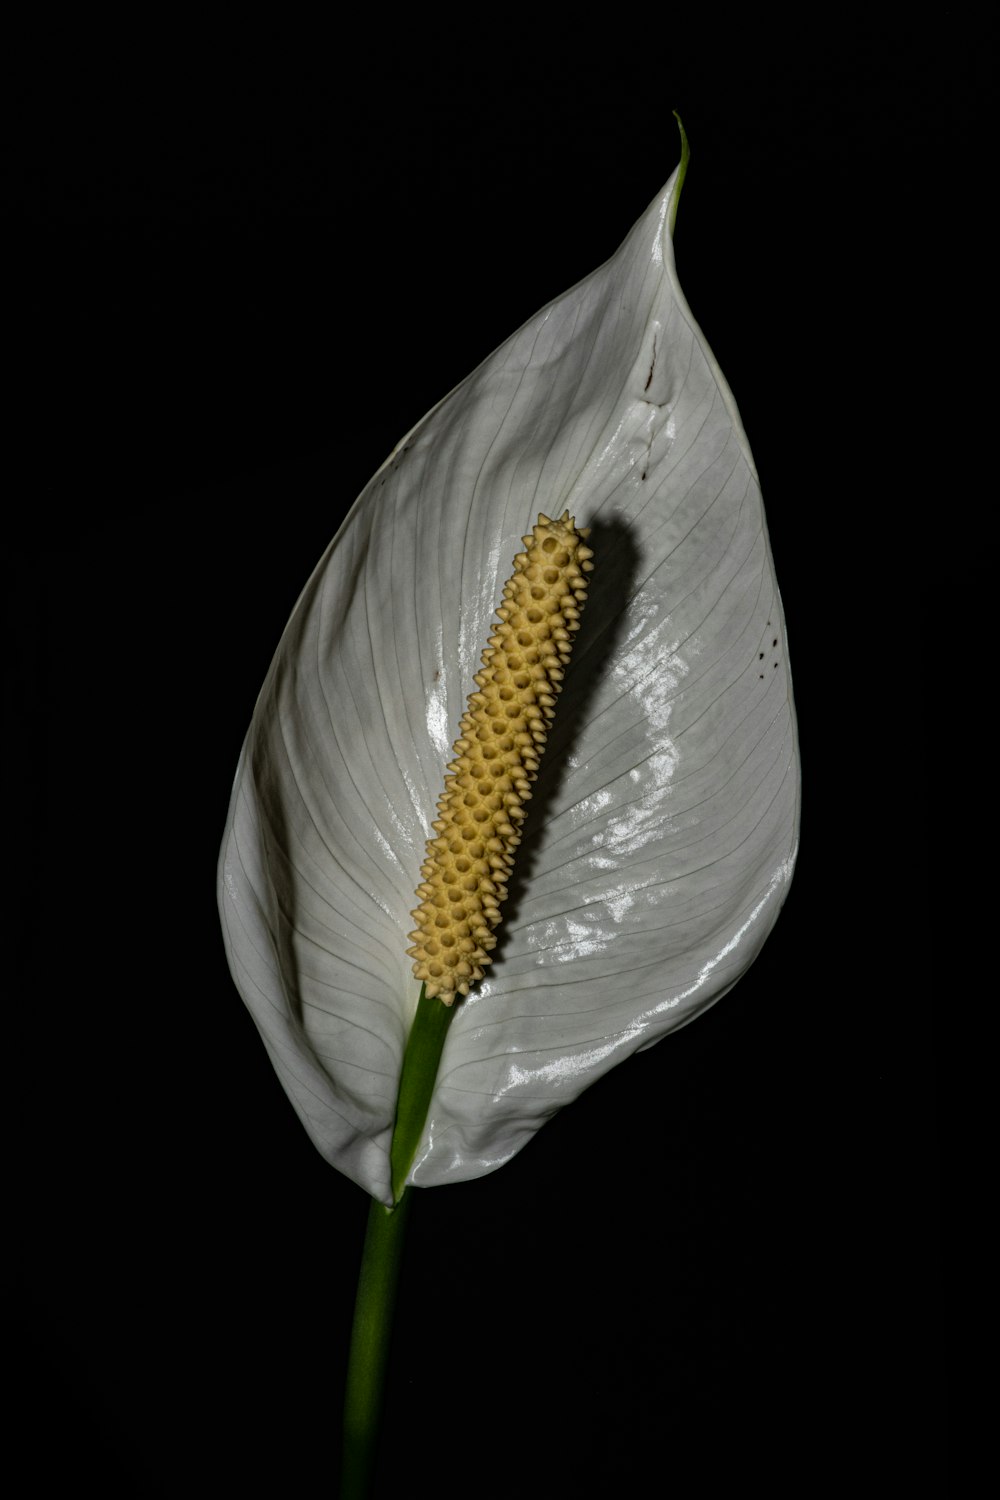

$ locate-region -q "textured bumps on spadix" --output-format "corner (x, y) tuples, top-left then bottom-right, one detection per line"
(407, 511), (594, 1003)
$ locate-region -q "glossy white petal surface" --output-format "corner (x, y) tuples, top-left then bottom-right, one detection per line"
(218, 160), (799, 1204)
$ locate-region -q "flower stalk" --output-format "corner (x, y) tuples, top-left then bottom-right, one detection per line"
(340, 1191), (411, 1500)
(341, 985), (455, 1498)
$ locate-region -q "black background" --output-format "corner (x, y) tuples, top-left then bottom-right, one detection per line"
(9, 24), (948, 1497)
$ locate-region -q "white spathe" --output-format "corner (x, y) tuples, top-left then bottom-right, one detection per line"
(218, 158), (800, 1206)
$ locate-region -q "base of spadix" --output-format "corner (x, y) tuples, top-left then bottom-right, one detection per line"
(389, 983), (457, 1205)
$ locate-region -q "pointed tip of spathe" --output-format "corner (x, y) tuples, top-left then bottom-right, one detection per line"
(668, 110), (690, 238)
(672, 109), (688, 155)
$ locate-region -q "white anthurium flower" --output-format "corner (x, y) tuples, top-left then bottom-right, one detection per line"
(218, 147), (799, 1209)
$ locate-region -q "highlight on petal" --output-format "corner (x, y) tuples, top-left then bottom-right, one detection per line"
(218, 149), (800, 1206)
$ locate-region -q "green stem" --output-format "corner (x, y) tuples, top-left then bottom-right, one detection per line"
(341, 1191), (412, 1499)
(341, 985), (456, 1497)
(389, 984), (456, 1203)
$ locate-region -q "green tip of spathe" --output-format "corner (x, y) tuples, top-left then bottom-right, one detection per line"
(669, 111), (690, 236)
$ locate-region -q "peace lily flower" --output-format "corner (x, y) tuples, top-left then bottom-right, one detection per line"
(217, 132), (799, 1215)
